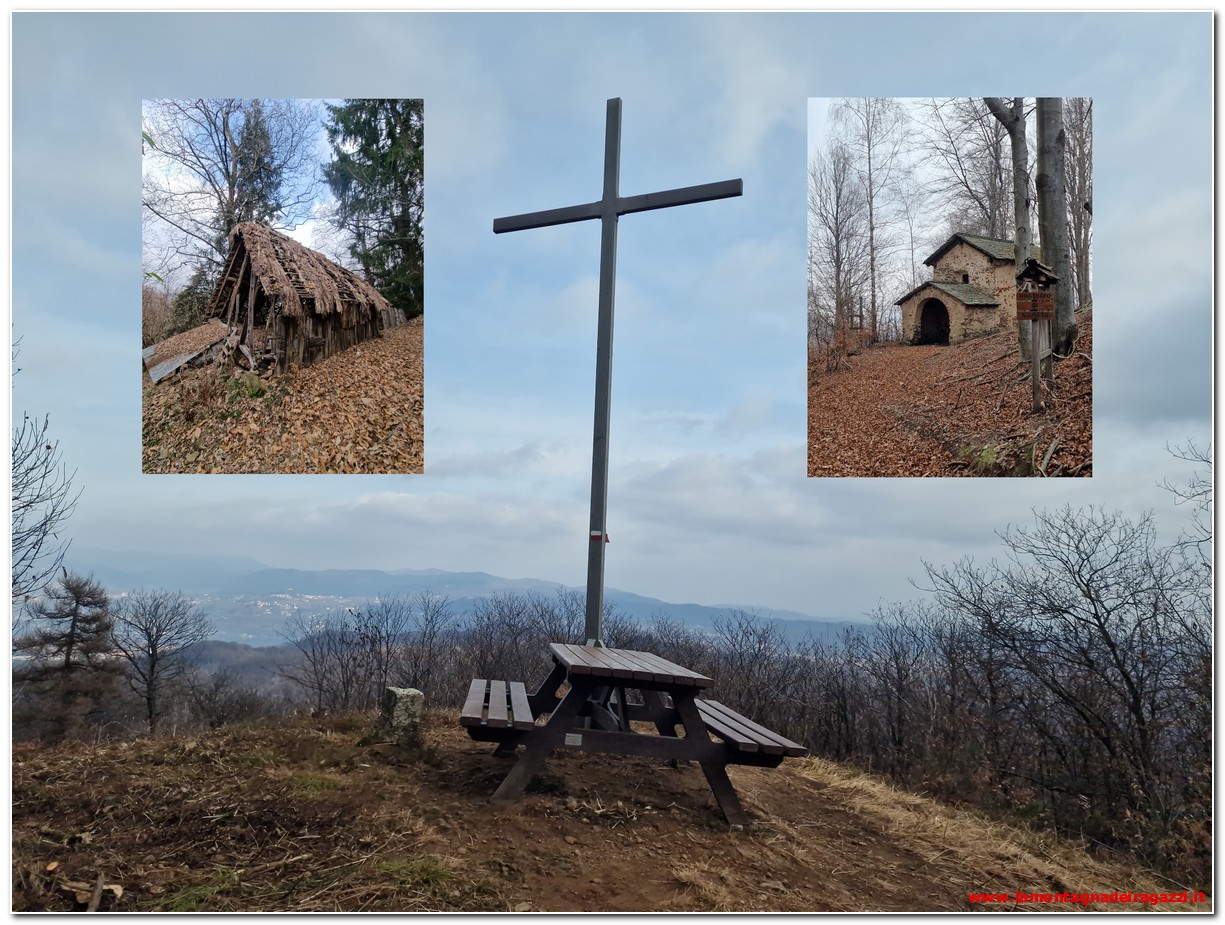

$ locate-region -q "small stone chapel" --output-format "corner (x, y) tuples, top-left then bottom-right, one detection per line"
(895, 232), (1032, 346)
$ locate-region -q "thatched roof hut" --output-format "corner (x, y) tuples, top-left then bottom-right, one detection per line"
(207, 222), (404, 372)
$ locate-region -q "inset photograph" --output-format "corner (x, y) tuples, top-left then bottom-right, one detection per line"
(141, 98), (424, 474)
(807, 98), (1092, 477)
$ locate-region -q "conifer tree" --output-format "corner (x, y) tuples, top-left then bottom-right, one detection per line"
(323, 99), (425, 318)
(13, 571), (123, 741)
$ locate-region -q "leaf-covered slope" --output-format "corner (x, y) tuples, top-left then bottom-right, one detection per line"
(809, 311), (1092, 477)
(143, 316), (423, 474)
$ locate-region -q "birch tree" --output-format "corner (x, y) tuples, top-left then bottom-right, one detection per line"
(832, 98), (910, 343)
(808, 141), (869, 368)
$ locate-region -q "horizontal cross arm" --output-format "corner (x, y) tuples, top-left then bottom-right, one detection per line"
(493, 199), (603, 234)
(617, 178), (743, 217)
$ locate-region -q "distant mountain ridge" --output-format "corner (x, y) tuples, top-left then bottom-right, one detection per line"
(71, 552), (861, 646)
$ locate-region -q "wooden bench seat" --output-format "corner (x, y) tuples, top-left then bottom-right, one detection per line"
(696, 699), (807, 762)
(460, 679), (535, 732)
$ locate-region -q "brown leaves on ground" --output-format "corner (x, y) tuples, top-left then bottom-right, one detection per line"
(12, 709), (1201, 913)
(143, 317), (423, 474)
(808, 311), (1092, 477)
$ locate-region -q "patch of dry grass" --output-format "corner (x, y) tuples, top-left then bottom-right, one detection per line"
(788, 757), (1208, 912)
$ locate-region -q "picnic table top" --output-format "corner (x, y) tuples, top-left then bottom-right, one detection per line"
(548, 643), (713, 689)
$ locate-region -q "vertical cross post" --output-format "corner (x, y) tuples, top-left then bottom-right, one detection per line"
(494, 98), (742, 646)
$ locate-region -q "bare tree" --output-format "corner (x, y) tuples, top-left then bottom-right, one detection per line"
(12, 412), (79, 601)
(1161, 439), (1212, 567)
(185, 665), (270, 729)
(925, 506), (1199, 832)
(112, 588), (214, 733)
(832, 98), (910, 343)
(920, 98), (1013, 239)
(808, 140), (870, 370)
(1035, 98), (1077, 355)
(141, 98), (321, 279)
(1064, 97), (1094, 311)
(984, 97), (1034, 360)
(277, 611), (369, 712)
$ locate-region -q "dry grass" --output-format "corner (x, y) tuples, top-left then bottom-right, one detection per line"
(788, 757), (1206, 911)
(12, 711), (1209, 913)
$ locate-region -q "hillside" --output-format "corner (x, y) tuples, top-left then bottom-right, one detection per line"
(12, 708), (1205, 913)
(809, 311), (1091, 477)
(142, 316), (423, 475)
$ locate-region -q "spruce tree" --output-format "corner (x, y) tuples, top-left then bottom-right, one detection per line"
(323, 99), (425, 318)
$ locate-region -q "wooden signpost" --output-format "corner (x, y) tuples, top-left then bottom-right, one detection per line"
(1016, 260), (1059, 415)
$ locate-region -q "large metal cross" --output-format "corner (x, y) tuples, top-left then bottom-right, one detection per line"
(494, 98), (742, 646)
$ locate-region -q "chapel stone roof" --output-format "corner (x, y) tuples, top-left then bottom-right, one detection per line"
(895, 280), (1000, 307)
(924, 232), (1019, 267)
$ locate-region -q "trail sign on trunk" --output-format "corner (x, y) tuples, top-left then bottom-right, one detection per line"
(493, 98), (743, 646)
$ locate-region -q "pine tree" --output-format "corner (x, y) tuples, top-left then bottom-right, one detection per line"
(323, 99), (425, 318)
(13, 571), (124, 741)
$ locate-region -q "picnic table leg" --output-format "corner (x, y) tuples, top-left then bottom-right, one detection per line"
(641, 689), (678, 736)
(490, 684), (586, 805)
(673, 694), (751, 828)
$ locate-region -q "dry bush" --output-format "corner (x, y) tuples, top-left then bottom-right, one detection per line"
(142, 283), (173, 347)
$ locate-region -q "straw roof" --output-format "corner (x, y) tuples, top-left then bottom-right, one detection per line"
(208, 222), (393, 325)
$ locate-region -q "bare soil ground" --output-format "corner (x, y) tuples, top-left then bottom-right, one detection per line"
(809, 312), (1092, 477)
(142, 317), (423, 475)
(13, 708), (1204, 913)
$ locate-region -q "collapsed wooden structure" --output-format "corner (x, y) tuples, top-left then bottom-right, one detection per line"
(207, 222), (404, 374)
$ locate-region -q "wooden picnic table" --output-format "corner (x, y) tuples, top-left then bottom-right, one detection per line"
(461, 643), (806, 827)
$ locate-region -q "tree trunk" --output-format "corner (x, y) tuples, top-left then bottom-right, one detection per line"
(984, 97), (1032, 361)
(1036, 98), (1077, 356)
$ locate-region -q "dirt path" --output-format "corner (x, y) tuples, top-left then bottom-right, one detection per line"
(808, 315), (1092, 478)
(143, 317), (424, 474)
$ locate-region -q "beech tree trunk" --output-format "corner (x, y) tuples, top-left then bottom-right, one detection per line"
(1036, 98), (1077, 356)
(984, 97), (1032, 361)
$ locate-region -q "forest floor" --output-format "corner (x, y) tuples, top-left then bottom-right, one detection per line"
(12, 709), (1206, 913)
(142, 317), (423, 475)
(808, 311), (1092, 477)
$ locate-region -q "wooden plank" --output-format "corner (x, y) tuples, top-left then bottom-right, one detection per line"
(1016, 290), (1054, 321)
(460, 679), (488, 726)
(549, 643), (606, 675)
(696, 702), (760, 752)
(486, 680), (510, 728)
(698, 700), (780, 754)
(508, 682), (535, 730)
(699, 700), (807, 757)
(625, 649), (713, 687)
(604, 648), (680, 682)
(548, 643), (712, 686)
(579, 646), (655, 682)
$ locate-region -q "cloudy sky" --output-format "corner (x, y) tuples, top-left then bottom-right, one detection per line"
(10, 11), (1213, 624)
